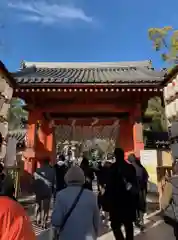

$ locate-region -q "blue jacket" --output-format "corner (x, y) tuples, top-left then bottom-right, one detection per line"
(51, 184), (100, 240)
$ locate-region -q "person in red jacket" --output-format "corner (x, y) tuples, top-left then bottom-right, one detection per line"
(0, 196), (36, 240)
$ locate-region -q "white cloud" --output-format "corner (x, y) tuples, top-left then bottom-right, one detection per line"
(8, 1), (93, 25)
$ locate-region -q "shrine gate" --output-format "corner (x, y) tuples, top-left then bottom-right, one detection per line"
(13, 60), (165, 175)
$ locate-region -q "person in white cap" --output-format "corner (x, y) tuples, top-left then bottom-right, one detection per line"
(51, 165), (100, 240)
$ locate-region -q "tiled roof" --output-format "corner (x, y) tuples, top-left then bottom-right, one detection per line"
(12, 60), (166, 86)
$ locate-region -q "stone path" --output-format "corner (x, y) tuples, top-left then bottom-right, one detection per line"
(24, 180), (160, 238)
(36, 217), (174, 240)
(29, 181), (160, 239)
(98, 221), (173, 240)
(36, 210), (168, 240)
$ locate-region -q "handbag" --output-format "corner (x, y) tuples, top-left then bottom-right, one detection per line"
(53, 186), (84, 239)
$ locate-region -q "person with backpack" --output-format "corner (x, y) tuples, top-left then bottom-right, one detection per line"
(161, 161), (178, 240)
(33, 157), (56, 229)
(128, 154), (149, 231)
(105, 148), (138, 240)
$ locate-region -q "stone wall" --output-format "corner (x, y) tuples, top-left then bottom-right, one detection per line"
(0, 65), (14, 161)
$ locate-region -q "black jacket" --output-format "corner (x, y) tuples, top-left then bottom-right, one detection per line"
(54, 162), (68, 192)
(105, 162), (138, 221)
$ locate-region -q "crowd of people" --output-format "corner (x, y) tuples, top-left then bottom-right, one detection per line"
(0, 147), (178, 240)
(33, 148), (149, 240)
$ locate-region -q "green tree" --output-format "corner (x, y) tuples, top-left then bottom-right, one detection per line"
(145, 97), (167, 132)
(8, 98), (28, 130)
(148, 26), (178, 66)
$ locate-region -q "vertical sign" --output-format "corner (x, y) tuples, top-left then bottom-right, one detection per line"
(140, 150), (158, 193)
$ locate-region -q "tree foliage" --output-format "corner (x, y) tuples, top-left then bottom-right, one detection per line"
(145, 97), (167, 132)
(148, 26), (178, 65)
(8, 98), (28, 130)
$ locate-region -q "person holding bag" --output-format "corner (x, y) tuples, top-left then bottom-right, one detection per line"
(51, 166), (100, 240)
(161, 161), (178, 240)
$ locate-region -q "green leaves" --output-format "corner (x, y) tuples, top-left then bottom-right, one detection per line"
(162, 53), (168, 61)
(148, 27), (172, 51)
(148, 26), (178, 65)
(145, 97), (167, 132)
(8, 98), (28, 130)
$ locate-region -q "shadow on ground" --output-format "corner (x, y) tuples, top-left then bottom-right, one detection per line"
(135, 221), (174, 240)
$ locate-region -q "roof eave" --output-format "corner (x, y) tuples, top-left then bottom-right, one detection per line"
(14, 82), (164, 88)
(22, 60), (153, 69)
(161, 65), (178, 86)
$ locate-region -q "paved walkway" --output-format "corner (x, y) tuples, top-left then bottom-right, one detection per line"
(36, 210), (175, 240)
(37, 218), (174, 240)
(27, 182), (160, 238)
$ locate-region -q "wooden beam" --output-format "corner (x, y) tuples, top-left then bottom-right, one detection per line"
(36, 103), (130, 113)
(54, 118), (119, 126)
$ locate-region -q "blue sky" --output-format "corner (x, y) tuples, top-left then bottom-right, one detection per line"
(0, 0), (178, 71)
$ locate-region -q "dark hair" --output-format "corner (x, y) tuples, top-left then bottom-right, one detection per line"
(80, 157), (89, 168)
(128, 153), (137, 163)
(0, 162), (4, 173)
(59, 154), (65, 162)
(114, 148), (125, 163)
(43, 157), (50, 165)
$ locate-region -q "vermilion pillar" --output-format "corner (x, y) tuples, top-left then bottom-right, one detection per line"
(118, 104), (144, 159)
(24, 110), (55, 174)
(35, 117), (55, 167)
(132, 103), (144, 158)
(21, 110), (40, 193)
(118, 118), (134, 159)
(24, 110), (40, 175)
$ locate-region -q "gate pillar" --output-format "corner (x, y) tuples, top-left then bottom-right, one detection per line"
(118, 103), (144, 159)
(131, 103), (144, 158)
(23, 110), (39, 175)
(118, 118), (134, 159)
(24, 111), (55, 175)
(34, 116), (55, 167)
